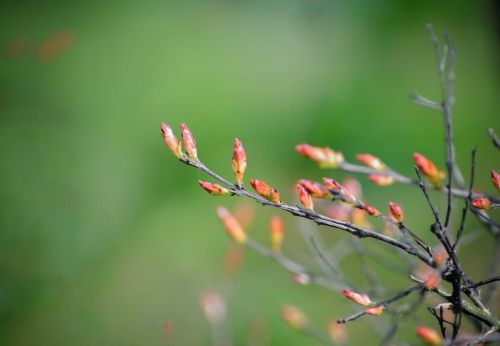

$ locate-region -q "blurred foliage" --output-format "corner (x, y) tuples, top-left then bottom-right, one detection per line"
(0, 0), (499, 345)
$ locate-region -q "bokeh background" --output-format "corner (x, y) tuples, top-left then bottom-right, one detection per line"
(1, 0), (499, 345)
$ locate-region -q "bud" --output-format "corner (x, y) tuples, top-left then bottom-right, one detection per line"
(298, 179), (328, 198)
(416, 326), (443, 346)
(250, 179), (281, 203)
(179, 123), (198, 160)
(217, 207), (247, 244)
(423, 270), (440, 289)
(281, 305), (306, 329)
(269, 189), (281, 204)
(199, 180), (231, 196)
(356, 153), (385, 170)
(295, 144), (344, 168)
(388, 202), (404, 223)
(364, 306), (384, 316)
(292, 273), (311, 285)
(341, 289), (373, 306)
(232, 138), (247, 184)
(363, 204), (380, 217)
(351, 208), (371, 228)
(368, 174), (394, 186)
(296, 183), (314, 210)
(323, 178), (356, 203)
(199, 291), (226, 324)
(492, 170), (500, 191)
(222, 244), (244, 276)
(160, 123), (183, 158)
(328, 322), (347, 344)
(471, 197), (491, 210)
(250, 179), (272, 197)
(413, 153), (445, 186)
(269, 216), (284, 252)
(433, 247), (449, 267)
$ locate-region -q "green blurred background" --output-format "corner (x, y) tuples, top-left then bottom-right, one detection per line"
(1, 0), (499, 345)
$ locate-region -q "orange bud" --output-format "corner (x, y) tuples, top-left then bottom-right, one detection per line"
(250, 179), (272, 197)
(365, 306), (384, 316)
(250, 179), (281, 203)
(363, 204), (380, 217)
(356, 153), (385, 170)
(217, 207), (247, 244)
(328, 322), (347, 344)
(199, 291), (226, 324)
(296, 183), (314, 210)
(433, 247), (449, 266)
(351, 208), (371, 228)
(269, 216), (284, 252)
(281, 305), (306, 329)
(161, 123), (183, 158)
(295, 144), (344, 168)
(389, 202), (404, 223)
(179, 123), (197, 160)
(471, 197), (491, 210)
(423, 270), (440, 289)
(292, 273), (311, 285)
(368, 174), (394, 186)
(341, 289), (373, 306)
(323, 178), (357, 203)
(492, 170), (500, 191)
(413, 153), (445, 186)
(232, 138), (247, 184)
(416, 325), (443, 346)
(222, 244), (244, 276)
(269, 189), (281, 204)
(199, 180), (231, 196)
(298, 179), (329, 198)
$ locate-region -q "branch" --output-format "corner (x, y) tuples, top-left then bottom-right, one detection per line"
(181, 157), (435, 267)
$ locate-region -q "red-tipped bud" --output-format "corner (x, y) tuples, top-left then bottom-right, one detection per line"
(295, 144), (344, 168)
(199, 291), (226, 324)
(250, 179), (272, 197)
(389, 202), (404, 223)
(365, 306), (384, 316)
(232, 138), (247, 184)
(161, 123), (183, 158)
(492, 170), (500, 191)
(179, 123), (197, 160)
(298, 179), (329, 198)
(433, 248), (449, 267)
(296, 183), (314, 210)
(368, 174), (394, 186)
(363, 204), (380, 217)
(292, 273), (311, 285)
(323, 178), (357, 203)
(423, 270), (441, 289)
(328, 322), (347, 344)
(416, 326), (443, 346)
(270, 216), (284, 252)
(269, 189), (281, 204)
(281, 305), (306, 329)
(217, 207), (247, 244)
(356, 153), (385, 171)
(341, 289), (373, 306)
(351, 208), (371, 228)
(413, 153), (445, 186)
(250, 179), (281, 203)
(222, 245), (244, 276)
(471, 197), (491, 210)
(199, 180), (231, 196)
